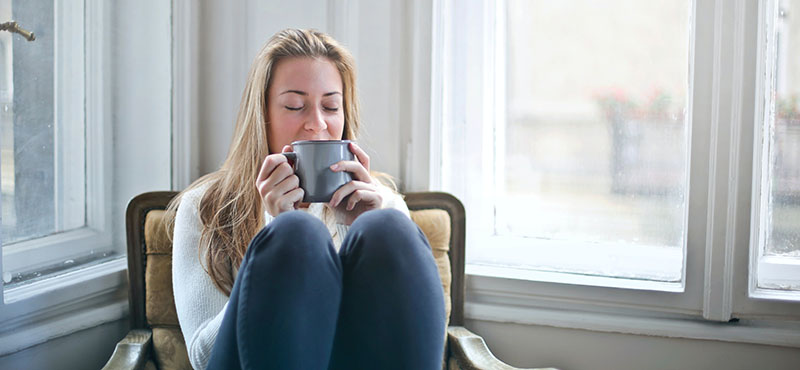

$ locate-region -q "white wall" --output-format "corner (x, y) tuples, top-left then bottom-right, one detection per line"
(196, 0), (405, 184)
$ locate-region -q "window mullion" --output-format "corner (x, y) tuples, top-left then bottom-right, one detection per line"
(702, 0), (749, 322)
(54, 0), (86, 232)
(86, 0), (111, 234)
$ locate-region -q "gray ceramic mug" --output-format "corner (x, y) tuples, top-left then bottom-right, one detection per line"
(281, 140), (355, 203)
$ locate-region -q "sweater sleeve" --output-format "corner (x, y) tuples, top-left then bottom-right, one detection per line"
(172, 187), (229, 370)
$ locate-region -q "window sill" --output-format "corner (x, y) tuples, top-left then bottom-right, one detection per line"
(465, 268), (800, 349)
(0, 258), (128, 356)
(468, 235), (684, 288)
(467, 263), (684, 293)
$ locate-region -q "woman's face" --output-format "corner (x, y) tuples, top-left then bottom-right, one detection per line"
(267, 57), (345, 153)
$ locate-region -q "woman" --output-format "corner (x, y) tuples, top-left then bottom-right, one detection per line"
(166, 28), (445, 370)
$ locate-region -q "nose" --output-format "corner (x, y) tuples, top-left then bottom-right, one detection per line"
(304, 107), (327, 133)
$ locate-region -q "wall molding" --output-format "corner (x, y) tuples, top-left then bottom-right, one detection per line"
(403, 0), (434, 192)
(0, 298), (126, 357)
(171, 0), (199, 190)
(327, 0), (360, 60)
(0, 259), (128, 356)
(466, 301), (800, 349)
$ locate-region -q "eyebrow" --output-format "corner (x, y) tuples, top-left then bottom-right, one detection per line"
(279, 90), (342, 97)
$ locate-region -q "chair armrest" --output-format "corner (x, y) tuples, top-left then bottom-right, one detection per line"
(447, 326), (558, 370)
(101, 329), (153, 370)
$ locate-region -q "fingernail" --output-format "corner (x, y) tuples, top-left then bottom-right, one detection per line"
(330, 164), (339, 171)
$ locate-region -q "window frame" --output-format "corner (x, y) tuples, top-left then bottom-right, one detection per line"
(1, 0), (114, 290)
(0, 0), (196, 357)
(0, 0), (126, 356)
(748, 0), (800, 303)
(429, 0), (800, 347)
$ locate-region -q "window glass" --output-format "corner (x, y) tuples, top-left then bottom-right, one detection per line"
(757, 0), (800, 292)
(1, 0), (59, 245)
(767, 0), (800, 259)
(494, 0), (690, 281)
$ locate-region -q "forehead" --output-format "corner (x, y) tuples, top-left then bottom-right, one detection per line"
(269, 57), (342, 95)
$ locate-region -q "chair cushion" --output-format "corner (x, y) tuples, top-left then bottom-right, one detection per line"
(146, 209), (173, 254)
(152, 327), (192, 370)
(145, 211), (180, 327)
(142, 207), (453, 367)
(143, 359), (158, 370)
(146, 254), (179, 326)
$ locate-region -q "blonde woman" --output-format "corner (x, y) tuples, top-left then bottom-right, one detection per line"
(166, 29), (445, 370)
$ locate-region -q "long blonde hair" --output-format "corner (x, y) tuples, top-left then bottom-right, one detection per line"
(164, 29), (361, 296)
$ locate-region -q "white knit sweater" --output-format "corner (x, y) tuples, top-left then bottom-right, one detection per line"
(172, 183), (409, 370)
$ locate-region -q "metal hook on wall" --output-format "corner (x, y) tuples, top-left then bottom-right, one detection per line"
(0, 21), (35, 41)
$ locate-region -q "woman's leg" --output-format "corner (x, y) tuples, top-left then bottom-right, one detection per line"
(329, 209), (446, 370)
(207, 211), (342, 370)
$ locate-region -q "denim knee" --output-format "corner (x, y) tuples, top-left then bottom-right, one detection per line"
(247, 210), (334, 265)
(342, 209), (430, 259)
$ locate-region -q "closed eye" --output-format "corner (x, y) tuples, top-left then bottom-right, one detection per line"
(285, 106), (303, 111)
(324, 106), (339, 112)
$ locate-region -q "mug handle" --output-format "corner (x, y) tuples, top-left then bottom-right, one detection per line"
(281, 152), (297, 167)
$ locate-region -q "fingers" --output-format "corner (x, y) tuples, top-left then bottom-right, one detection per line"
(345, 189), (381, 211)
(330, 160), (371, 183)
(266, 187), (303, 215)
(281, 187), (304, 212)
(348, 142), (370, 171)
(329, 180), (380, 209)
(263, 176), (303, 215)
(257, 152), (301, 217)
(273, 173), (300, 197)
(257, 162), (294, 197)
(329, 142), (371, 182)
(257, 153), (289, 184)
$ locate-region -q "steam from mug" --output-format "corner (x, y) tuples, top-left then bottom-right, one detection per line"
(281, 140), (354, 203)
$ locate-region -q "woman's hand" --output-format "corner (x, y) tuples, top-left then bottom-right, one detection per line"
(328, 142), (382, 225)
(256, 145), (304, 217)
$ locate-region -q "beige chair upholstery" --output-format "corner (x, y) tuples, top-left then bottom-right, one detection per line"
(102, 191), (555, 370)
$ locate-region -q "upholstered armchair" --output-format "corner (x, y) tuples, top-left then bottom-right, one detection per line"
(102, 191), (554, 370)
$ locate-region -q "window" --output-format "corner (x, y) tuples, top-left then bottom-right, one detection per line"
(0, 0), (172, 295)
(440, 0), (692, 291)
(434, 0), (800, 330)
(0, 0), (99, 289)
(751, 0), (800, 296)
(0, 0), (172, 356)
(497, 0), (688, 285)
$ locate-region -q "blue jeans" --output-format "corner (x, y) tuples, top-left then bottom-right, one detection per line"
(206, 209), (446, 370)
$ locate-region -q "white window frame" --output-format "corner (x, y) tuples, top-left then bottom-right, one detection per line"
(0, 0), (185, 356)
(748, 0), (800, 302)
(0, 0), (125, 356)
(426, 0), (800, 348)
(1, 0), (113, 293)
